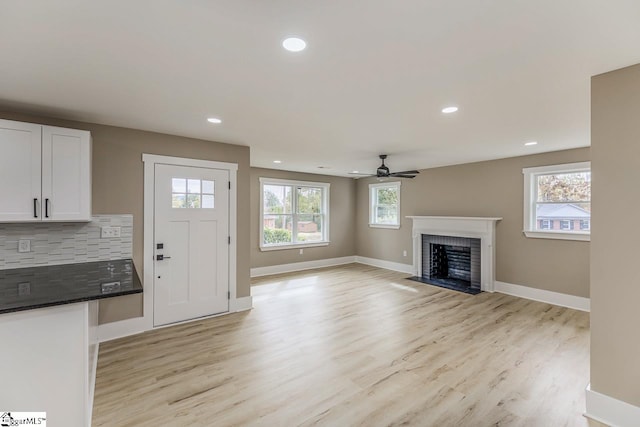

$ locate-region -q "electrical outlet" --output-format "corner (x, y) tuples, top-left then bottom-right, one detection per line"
(299, 248), (304, 255)
(101, 226), (121, 238)
(18, 282), (31, 296)
(18, 239), (30, 253)
(403, 250), (407, 257)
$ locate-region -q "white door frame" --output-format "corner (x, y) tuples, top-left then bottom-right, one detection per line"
(144, 154), (238, 324)
(97, 154), (239, 342)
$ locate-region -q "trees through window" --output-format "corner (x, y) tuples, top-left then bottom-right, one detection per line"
(260, 178), (329, 249)
(523, 162), (591, 241)
(369, 182), (401, 228)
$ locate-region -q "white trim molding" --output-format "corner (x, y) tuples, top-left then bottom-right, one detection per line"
(523, 230), (590, 241)
(235, 296), (253, 312)
(251, 256), (356, 278)
(98, 154), (244, 343)
(522, 161), (591, 242)
(259, 242), (330, 251)
(355, 256), (414, 275)
(407, 216), (502, 292)
(259, 177), (330, 251)
(97, 316), (148, 343)
(495, 281), (590, 312)
(142, 153), (238, 322)
(98, 296), (254, 343)
(585, 384), (640, 427)
(369, 181), (401, 228)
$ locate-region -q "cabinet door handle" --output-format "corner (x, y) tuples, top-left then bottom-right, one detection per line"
(33, 198), (38, 218)
(45, 198), (49, 218)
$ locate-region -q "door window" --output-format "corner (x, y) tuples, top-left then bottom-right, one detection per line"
(171, 178), (215, 208)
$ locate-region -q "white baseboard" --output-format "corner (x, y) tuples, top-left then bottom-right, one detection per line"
(585, 383), (640, 427)
(98, 317), (149, 343)
(98, 296), (254, 343)
(354, 256), (414, 275)
(250, 256), (356, 278)
(236, 296), (253, 311)
(495, 281), (590, 312)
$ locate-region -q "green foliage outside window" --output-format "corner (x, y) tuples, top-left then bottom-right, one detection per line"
(263, 228), (292, 244)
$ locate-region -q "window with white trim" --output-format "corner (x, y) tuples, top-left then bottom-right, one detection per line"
(259, 178), (330, 250)
(523, 161), (590, 241)
(369, 182), (401, 229)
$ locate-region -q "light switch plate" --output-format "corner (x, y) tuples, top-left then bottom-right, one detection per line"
(18, 239), (30, 253)
(101, 226), (121, 238)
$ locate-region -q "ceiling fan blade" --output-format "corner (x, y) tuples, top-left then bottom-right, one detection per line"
(388, 173), (417, 178)
(348, 172), (375, 176)
(392, 170), (420, 175)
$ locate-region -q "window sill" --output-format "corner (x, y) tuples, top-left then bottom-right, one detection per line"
(259, 242), (330, 251)
(523, 230), (590, 242)
(369, 223), (400, 229)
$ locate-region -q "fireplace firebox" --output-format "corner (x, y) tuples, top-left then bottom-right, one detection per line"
(411, 234), (481, 294)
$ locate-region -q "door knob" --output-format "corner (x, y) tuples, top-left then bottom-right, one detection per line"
(156, 255), (172, 261)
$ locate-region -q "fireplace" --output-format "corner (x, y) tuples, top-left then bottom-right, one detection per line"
(419, 235), (481, 293)
(407, 216), (502, 293)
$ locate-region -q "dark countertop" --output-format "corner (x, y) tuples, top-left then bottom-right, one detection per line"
(0, 259), (143, 315)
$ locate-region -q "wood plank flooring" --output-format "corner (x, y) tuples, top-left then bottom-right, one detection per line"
(93, 264), (604, 426)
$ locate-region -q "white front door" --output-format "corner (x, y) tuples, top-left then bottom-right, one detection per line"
(154, 163), (230, 326)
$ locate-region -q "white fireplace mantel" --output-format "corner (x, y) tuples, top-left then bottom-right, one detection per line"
(407, 216), (502, 292)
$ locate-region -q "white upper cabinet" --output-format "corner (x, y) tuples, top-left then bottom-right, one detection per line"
(42, 126), (91, 221)
(0, 120), (42, 221)
(0, 119), (91, 222)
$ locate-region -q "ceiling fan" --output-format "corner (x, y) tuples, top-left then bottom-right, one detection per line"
(350, 154), (420, 179)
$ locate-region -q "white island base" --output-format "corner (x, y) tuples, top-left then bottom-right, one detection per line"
(0, 301), (99, 427)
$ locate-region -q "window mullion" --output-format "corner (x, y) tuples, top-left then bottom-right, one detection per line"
(292, 186), (298, 243)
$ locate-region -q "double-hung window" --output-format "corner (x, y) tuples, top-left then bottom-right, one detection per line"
(260, 178), (330, 250)
(369, 182), (401, 229)
(522, 161), (590, 241)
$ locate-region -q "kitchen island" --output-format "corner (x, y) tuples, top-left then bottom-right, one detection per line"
(0, 259), (142, 427)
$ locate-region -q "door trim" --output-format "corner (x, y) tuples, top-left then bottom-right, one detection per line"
(143, 154), (238, 330)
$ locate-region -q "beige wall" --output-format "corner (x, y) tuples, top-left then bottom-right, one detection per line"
(0, 110), (251, 325)
(591, 63), (640, 406)
(250, 168), (356, 269)
(356, 148), (591, 297)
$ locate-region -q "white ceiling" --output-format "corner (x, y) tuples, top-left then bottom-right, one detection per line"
(1, 1), (640, 176)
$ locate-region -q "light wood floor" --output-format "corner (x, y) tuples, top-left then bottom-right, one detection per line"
(93, 264), (604, 426)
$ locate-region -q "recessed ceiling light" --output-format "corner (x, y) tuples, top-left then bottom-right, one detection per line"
(282, 37), (307, 52)
(207, 117), (222, 124)
(273, 160), (282, 164)
(352, 170), (359, 174)
(524, 141), (538, 146)
(442, 106), (459, 114)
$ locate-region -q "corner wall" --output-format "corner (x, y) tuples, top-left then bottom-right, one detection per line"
(591, 63), (640, 407)
(355, 148), (590, 297)
(250, 167), (356, 269)
(0, 111), (251, 325)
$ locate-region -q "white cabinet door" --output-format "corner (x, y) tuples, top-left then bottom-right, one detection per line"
(42, 126), (91, 221)
(0, 119), (42, 221)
